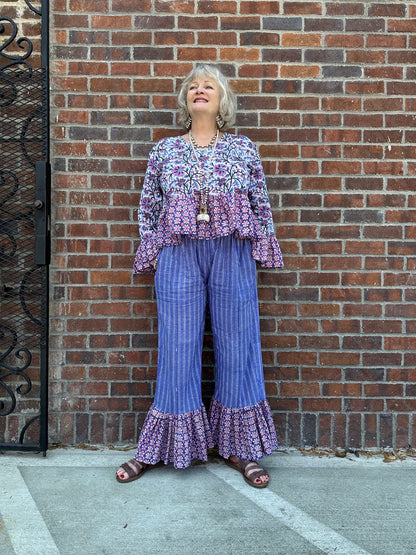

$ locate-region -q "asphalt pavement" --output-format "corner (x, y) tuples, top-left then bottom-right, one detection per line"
(1, 446), (416, 554)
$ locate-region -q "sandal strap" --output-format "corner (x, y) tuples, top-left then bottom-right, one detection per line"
(243, 461), (269, 481)
(231, 458), (269, 482)
(119, 459), (145, 478)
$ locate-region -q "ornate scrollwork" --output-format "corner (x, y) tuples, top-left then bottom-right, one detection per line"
(0, 170), (18, 260)
(0, 324), (32, 371)
(24, 1), (42, 16)
(0, 170), (33, 261)
(0, 323), (32, 416)
(19, 414), (40, 443)
(0, 366), (32, 416)
(0, 0), (43, 73)
(21, 106), (43, 167)
(0, 0), (47, 451)
(0, 17), (33, 73)
(0, 73), (18, 107)
(0, 170), (19, 208)
(20, 267), (42, 326)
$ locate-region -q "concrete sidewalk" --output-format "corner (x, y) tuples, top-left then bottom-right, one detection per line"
(1, 447), (416, 555)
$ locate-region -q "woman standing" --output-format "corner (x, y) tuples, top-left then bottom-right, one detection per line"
(116, 64), (283, 488)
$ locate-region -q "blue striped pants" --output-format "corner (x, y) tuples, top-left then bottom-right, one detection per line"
(135, 234), (278, 468)
(154, 234), (265, 412)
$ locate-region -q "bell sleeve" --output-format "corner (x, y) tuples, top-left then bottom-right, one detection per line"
(133, 145), (164, 274)
(247, 142), (284, 268)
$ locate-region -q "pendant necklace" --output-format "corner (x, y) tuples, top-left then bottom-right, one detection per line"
(189, 129), (219, 223)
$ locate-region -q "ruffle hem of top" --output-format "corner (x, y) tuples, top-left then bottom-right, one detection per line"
(135, 398), (278, 469)
(133, 191), (284, 274)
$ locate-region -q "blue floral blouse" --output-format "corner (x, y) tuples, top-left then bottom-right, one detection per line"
(133, 133), (283, 273)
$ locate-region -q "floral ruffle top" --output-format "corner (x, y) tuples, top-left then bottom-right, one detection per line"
(133, 133), (284, 273)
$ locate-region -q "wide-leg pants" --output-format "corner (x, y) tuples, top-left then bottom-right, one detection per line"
(135, 234), (278, 469)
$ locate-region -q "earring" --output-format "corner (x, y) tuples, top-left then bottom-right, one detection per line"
(216, 114), (225, 129)
(185, 115), (192, 130)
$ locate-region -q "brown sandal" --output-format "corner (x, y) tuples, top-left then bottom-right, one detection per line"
(116, 459), (148, 483)
(225, 457), (269, 489)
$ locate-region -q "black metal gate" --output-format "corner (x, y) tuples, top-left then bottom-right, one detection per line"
(0, 1), (50, 453)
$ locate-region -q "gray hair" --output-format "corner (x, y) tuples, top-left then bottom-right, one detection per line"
(177, 64), (236, 129)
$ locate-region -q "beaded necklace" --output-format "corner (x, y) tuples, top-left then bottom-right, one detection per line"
(189, 130), (219, 223)
(189, 131), (218, 149)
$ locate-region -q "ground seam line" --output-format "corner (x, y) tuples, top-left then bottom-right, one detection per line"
(0, 466), (60, 554)
(207, 463), (371, 555)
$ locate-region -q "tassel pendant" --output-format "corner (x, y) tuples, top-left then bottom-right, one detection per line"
(196, 204), (210, 223)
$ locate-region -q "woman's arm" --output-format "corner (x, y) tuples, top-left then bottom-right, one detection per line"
(247, 142), (275, 235)
(138, 145), (163, 241)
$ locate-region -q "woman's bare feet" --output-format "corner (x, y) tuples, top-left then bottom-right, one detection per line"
(227, 455), (270, 488)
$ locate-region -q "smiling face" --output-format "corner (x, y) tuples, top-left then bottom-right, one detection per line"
(186, 75), (221, 121)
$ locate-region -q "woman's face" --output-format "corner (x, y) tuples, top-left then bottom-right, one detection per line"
(186, 75), (221, 121)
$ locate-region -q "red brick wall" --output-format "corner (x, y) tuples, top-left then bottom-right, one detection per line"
(49, 0), (416, 449)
